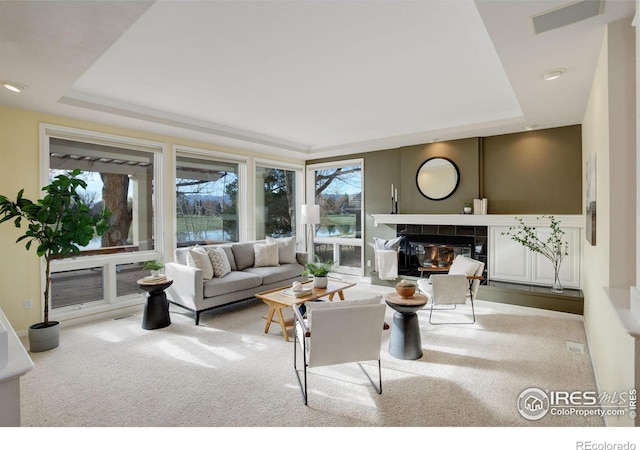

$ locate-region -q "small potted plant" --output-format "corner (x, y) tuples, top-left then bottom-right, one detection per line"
(143, 260), (164, 277)
(302, 257), (333, 288)
(395, 279), (417, 298)
(463, 201), (473, 214)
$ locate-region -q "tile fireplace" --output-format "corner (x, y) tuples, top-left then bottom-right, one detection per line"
(396, 225), (487, 279)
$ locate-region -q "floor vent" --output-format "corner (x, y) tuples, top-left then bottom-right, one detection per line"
(566, 341), (585, 354)
(113, 314), (135, 320)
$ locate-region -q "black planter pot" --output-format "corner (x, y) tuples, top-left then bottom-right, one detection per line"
(28, 321), (60, 352)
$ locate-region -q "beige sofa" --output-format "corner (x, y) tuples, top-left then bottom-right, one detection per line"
(165, 239), (307, 325)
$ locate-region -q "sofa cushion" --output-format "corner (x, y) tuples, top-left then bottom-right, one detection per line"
(208, 247), (231, 278)
(186, 246), (214, 281)
(219, 245), (237, 271)
(266, 236), (297, 264)
(203, 271), (262, 298)
(244, 263), (304, 285)
(232, 241), (263, 271)
(254, 242), (280, 267)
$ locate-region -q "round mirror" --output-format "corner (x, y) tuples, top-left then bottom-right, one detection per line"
(416, 157), (460, 201)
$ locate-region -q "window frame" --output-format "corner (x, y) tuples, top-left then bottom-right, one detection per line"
(253, 158), (305, 244)
(40, 124), (166, 321)
(173, 145), (249, 244)
(306, 158), (364, 276)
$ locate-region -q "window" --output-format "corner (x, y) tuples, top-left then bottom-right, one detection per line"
(49, 138), (156, 253)
(255, 164), (300, 239)
(42, 125), (165, 320)
(175, 154), (239, 245)
(307, 160), (363, 275)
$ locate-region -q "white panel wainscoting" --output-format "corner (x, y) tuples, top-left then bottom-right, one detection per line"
(490, 226), (581, 289)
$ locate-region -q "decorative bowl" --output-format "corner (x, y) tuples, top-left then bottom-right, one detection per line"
(395, 284), (416, 298)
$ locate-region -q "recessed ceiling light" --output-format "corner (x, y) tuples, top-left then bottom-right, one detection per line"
(542, 68), (566, 81)
(2, 81), (28, 93)
(524, 125), (537, 131)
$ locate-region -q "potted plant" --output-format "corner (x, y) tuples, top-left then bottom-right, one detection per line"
(142, 260), (164, 277)
(395, 278), (417, 298)
(302, 257), (334, 288)
(502, 216), (568, 293)
(463, 201), (473, 214)
(0, 169), (110, 352)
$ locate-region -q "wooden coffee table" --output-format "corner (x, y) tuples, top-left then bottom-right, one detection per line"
(256, 279), (356, 341)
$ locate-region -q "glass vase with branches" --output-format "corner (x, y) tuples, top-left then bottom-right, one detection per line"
(502, 216), (569, 293)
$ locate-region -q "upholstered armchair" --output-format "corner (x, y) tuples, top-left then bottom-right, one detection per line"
(292, 295), (387, 405)
(417, 255), (484, 324)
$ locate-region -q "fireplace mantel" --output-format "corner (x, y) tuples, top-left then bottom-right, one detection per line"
(371, 214), (584, 228)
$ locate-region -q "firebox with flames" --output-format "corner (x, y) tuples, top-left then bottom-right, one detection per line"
(414, 244), (465, 269)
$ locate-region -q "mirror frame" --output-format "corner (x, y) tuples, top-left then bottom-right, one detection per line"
(415, 157), (460, 201)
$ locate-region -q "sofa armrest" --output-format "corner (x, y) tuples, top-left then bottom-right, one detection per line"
(296, 252), (309, 265)
(164, 262), (204, 310)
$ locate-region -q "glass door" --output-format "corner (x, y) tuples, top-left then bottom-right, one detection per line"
(307, 159), (363, 276)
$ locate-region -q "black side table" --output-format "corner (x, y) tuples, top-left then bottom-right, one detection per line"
(137, 278), (173, 330)
(384, 292), (428, 360)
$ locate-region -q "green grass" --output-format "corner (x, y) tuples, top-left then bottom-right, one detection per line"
(176, 215), (223, 233)
(321, 214), (356, 226)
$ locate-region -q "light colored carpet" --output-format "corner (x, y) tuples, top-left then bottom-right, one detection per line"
(20, 288), (602, 427)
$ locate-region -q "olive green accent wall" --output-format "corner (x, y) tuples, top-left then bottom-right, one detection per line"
(308, 125), (583, 279)
(482, 125), (583, 214)
(400, 138), (480, 214)
(308, 148), (401, 278)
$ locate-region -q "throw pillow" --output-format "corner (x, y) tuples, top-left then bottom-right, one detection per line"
(208, 247), (231, 278)
(448, 255), (481, 277)
(186, 246), (214, 281)
(266, 236), (297, 264)
(231, 242), (257, 271)
(373, 236), (403, 251)
(254, 242), (280, 267)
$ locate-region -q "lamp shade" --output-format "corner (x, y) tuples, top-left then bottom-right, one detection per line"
(301, 204), (320, 225)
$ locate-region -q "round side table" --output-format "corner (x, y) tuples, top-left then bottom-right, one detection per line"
(137, 278), (173, 330)
(384, 292), (428, 360)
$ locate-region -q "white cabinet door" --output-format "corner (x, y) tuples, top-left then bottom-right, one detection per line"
(489, 226), (581, 289)
(489, 227), (531, 283)
(531, 227), (581, 289)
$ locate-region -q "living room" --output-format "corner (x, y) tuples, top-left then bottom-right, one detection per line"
(0, 0), (639, 445)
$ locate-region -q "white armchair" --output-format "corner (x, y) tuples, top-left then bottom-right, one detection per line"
(417, 255), (484, 324)
(428, 274), (476, 324)
(292, 295), (387, 405)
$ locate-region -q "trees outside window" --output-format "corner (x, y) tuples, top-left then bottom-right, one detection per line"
(49, 138), (155, 253)
(46, 134), (161, 313)
(256, 166), (297, 239)
(176, 155), (239, 245)
(307, 160), (363, 275)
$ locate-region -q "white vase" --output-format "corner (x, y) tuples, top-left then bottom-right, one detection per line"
(313, 276), (328, 289)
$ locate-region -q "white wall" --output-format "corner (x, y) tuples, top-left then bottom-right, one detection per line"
(582, 18), (637, 427)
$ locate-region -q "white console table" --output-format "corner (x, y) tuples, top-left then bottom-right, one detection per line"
(0, 308), (34, 426)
